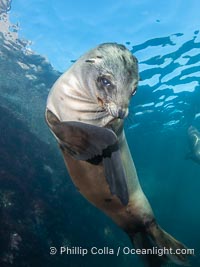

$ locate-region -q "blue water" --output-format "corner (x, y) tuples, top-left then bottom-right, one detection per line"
(0, 1), (200, 267)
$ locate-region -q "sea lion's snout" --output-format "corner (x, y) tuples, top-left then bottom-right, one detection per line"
(106, 101), (128, 119)
(117, 108), (128, 119)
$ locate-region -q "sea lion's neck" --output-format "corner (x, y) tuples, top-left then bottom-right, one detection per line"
(47, 68), (124, 130)
(63, 69), (95, 103)
(47, 78), (114, 128)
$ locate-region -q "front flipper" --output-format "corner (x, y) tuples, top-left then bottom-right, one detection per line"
(46, 109), (129, 205)
(103, 149), (129, 205)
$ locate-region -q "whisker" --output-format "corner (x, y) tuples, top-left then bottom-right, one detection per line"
(94, 105), (106, 119)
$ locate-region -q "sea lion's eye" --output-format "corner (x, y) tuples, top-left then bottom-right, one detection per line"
(97, 76), (114, 90)
(100, 77), (111, 87)
(132, 87), (137, 96)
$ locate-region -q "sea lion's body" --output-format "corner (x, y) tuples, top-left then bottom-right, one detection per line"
(188, 126), (200, 164)
(61, 127), (152, 232)
(46, 43), (190, 266)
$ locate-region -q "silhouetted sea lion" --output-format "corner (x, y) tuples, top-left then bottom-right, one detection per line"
(187, 126), (200, 164)
(46, 43), (191, 266)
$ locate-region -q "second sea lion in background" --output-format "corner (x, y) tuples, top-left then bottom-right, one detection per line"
(187, 126), (200, 164)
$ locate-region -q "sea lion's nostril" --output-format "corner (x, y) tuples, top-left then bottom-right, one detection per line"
(118, 109), (126, 119)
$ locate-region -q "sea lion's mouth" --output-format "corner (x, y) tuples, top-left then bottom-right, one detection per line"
(106, 104), (128, 120)
(97, 97), (128, 120)
(97, 97), (104, 107)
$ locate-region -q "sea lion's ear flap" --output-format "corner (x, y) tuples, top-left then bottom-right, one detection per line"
(85, 59), (95, 63)
(85, 57), (102, 64)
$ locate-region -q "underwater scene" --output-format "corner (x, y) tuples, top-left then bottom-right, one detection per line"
(0, 0), (200, 267)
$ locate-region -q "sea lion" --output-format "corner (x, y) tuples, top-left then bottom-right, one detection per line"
(45, 43), (190, 266)
(187, 126), (200, 164)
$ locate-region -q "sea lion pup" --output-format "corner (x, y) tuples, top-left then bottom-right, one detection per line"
(45, 43), (190, 266)
(187, 126), (200, 164)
